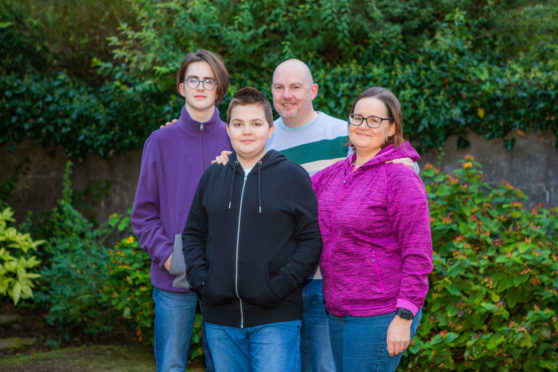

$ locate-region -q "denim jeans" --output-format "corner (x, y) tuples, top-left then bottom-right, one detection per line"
(205, 320), (302, 372)
(301, 279), (335, 371)
(328, 309), (423, 372)
(152, 288), (198, 372)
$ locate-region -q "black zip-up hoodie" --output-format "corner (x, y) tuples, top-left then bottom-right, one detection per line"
(183, 150), (322, 328)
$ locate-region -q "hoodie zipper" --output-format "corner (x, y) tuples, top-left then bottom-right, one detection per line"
(234, 172), (249, 328)
(326, 171), (351, 307)
(200, 123), (205, 169)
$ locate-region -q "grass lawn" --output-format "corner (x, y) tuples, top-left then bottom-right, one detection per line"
(0, 344), (205, 372)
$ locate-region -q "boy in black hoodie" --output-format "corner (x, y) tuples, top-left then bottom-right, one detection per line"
(183, 87), (322, 371)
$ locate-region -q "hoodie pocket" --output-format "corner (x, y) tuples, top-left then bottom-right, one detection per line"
(202, 258), (237, 305)
(371, 250), (385, 293)
(237, 260), (281, 306)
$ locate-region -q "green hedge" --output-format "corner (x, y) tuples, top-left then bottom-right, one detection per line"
(1, 4), (557, 158)
(0, 73), (180, 159)
(2, 41), (556, 158)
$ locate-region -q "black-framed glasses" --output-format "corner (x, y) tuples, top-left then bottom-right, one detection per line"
(349, 114), (393, 129)
(184, 76), (217, 90)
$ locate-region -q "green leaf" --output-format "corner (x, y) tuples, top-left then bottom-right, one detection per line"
(12, 282), (22, 305)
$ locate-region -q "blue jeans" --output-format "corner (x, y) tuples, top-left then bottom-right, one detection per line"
(152, 288), (198, 372)
(328, 309), (423, 372)
(205, 320), (302, 372)
(301, 279), (335, 371)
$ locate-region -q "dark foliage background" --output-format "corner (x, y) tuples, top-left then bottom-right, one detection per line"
(1, 0), (557, 159)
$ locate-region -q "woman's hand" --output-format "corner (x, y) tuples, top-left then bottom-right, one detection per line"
(212, 151), (232, 165)
(386, 315), (412, 357)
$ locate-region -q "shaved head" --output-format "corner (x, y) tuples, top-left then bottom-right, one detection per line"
(271, 59), (319, 128)
(273, 59), (314, 86)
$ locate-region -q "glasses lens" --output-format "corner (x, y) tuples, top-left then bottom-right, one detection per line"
(349, 114), (362, 126)
(186, 77), (199, 89)
(202, 78), (216, 90)
(367, 116), (382, 128)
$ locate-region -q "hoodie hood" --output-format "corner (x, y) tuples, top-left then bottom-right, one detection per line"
(226, 149), (288, 173)
(226, 150), (288, 214)
(344, 141), (420, 172)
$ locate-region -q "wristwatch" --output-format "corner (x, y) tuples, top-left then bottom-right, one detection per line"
(396, 308), (414, 320)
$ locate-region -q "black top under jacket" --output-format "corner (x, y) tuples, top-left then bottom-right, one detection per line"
(183, 150), (322, 328)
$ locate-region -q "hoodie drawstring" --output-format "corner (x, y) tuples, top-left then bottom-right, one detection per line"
(228, 161), (238, 209)
(228, 159), (263, 213)
(257, 161), (262, 214)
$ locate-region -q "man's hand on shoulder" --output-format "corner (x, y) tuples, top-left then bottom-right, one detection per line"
(212, 151), (232, 165)
(160, 118), (178, 129)
(386, 157), (414, 169)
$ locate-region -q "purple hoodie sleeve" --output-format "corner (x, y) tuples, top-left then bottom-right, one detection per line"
(385, 165), (433, 315)
(131, 136), (173, 269)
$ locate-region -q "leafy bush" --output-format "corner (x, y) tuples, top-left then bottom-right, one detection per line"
(33, 161), (122, 342)
(101, 216), (204, 360)
(400, 156), (557, 370)
(102, 218), (154, 344)
(0, 206), (42, 305)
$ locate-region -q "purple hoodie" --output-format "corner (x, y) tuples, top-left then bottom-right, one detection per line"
(311, 142), (432, 317)
(131, 106), (232, 292)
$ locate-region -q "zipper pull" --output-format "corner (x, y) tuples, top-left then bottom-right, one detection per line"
(200, 123), (204, 131)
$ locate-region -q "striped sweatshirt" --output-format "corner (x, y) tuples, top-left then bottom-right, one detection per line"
(311, 142), (433, 317)
(269, 112), (349, 176)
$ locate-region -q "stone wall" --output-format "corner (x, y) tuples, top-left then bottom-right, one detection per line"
(1, 130), (556, 223)
(420, 130), (557, 209)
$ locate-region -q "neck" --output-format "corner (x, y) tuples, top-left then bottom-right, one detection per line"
(237, 151), (267, 170)
(282, 110), (318, 128)
(353, 148), (381, 169)
(186, 104), (215, 123)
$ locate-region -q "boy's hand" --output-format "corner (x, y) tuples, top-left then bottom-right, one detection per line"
(212, 151), (232, 165)
(160, 119), (178, 129)
(164, 253), (173, 271)
(386, 157), (414, 169)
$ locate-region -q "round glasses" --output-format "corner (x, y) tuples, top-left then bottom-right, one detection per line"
(349, 114), (393, 129)
(184, 76), (217, 90)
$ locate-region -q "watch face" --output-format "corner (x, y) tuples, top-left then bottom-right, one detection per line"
(397, 308), (413, 320)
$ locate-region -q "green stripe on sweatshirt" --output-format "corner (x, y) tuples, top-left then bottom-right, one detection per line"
(279, 136), (349, 165)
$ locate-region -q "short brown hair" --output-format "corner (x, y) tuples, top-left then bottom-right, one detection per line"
(226, 87), (274, 127)
(349, 87), (404, 148)
(176, 49), (229, 105)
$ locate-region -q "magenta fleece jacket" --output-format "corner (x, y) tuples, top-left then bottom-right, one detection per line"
(311, 142), (432, 317)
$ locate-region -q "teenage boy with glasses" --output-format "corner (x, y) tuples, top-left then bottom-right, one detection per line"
(131, 49), (231, 372)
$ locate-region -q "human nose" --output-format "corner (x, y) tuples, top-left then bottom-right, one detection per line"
(241, 124), (252, 134)
(282, 87), (293, 98)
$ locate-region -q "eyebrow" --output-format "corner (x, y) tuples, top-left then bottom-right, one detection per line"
(231, 117), (265, 122)
(187, 75), (215, 79)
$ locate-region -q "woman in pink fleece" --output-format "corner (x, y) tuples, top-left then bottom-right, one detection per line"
(311, 87), (433, 372)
